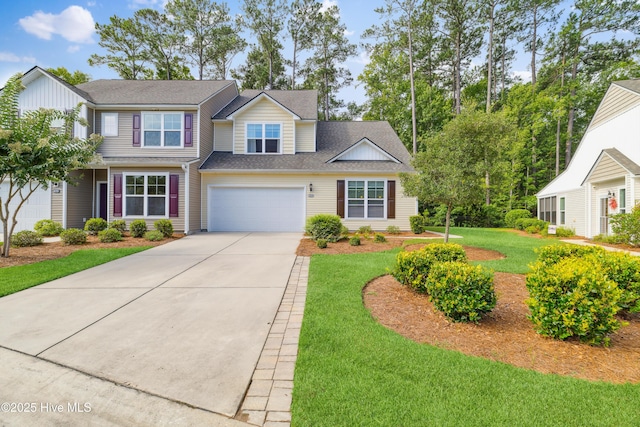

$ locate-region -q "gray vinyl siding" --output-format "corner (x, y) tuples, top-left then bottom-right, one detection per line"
(199, 84), (237, 159)
(296, 122), (316, 152)
(188, 164), (201, 233)
(65, 169), (94, 229)
(96, 110), (199, 157)
(110, 167), (186, 232)
(51, 185), (64, 225)
(214, 123), (233, 151)
(588, 155), (627, 182)
(591, 85), (640, 130)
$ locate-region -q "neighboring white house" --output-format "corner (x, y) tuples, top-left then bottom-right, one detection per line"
(537, 79), (640, 238)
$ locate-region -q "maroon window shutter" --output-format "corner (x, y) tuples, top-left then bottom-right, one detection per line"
(169, 174), (179, 217)
(387, 180), (396, 219)
(337, 180), (345, 218)
(132, 114), (141, 147)
(113, 174), (123, 217)
(184, 113), (193, 147)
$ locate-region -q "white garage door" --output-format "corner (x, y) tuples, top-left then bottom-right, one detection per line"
(209, 187), (305, 232)
(0, 181), (51, 232)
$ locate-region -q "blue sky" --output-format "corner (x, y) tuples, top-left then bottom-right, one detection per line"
(0, 0), (533, 105)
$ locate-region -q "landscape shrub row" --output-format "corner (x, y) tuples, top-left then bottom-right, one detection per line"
(392, 243), (495, 323)
(526, 244), (640, 346)
(305, 214), (398, 248)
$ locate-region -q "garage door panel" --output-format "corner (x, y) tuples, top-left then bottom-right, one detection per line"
(209, 187), (304, 232)
(0, 181), (51, 232)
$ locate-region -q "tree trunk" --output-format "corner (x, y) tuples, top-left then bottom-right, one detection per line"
(408, 18), (417, 154)
(531, 4), (538, 88)
(485, 170), (491, 205)
(291, 40), (298, 89)
(444, 203), (452, 243)
(565, 57), (578, 167)
(454, 32), (462, 115)
(486, 1), (495, 113)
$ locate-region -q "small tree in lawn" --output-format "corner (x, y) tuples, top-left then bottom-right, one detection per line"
(400, 117), (484, 242)
(0, 73), (102, 257)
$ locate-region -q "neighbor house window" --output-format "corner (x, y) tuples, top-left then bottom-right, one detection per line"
(124, 174), (168, 217)
(247, 123), (281, 153)
(538, 196), (557, 225)
(559, 197), (565, 225)
(102, 112), (118, 136)
(619, 188), (626, 214)
(142, 112), (183, 147)
(347, 180), (385, 219)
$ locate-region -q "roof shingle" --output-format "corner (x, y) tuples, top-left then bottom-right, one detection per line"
(213, 89), (318, 120)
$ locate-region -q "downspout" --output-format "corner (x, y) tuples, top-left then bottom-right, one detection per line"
(92, 169), (96, 218)
(182, 163), (189, 233)
(62, 181), (68, 229)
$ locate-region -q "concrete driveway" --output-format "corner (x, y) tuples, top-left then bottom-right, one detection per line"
(0, 232), (301, 426)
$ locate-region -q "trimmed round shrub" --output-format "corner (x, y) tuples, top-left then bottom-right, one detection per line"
(154, 219), (173, 238)
(392, 243), (467, 293)
(340, 225), (350, 240)
(358, 225), (373, 237)
(349, 236), (361, 246)
(610, 206), (640, 246)
(374, 233), (386, 243)
(505, 209), (532, 228)
(422, 243), (467, 263)
(526, 257), (622, 346)
(588, 251), (640, 314)
(130, 219), (147, 238)
(426, 261), (496, 323)
(144, 230), (164, 241)
(12, 230), (44, 247)
(305, 214), (343, 242)
(533, 244), (605, 268)
(386, 225), (401, 235)
(84, 217), (108, 235)
(409, 215), (425, 234)
(60, 228), (87, 245)
(98, 228), (123, 243)
(34, 219), (63, 237)
(109, 219), (127, 233)
(316, 238), (328, 249)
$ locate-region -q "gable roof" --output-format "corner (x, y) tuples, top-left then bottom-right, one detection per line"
(615, 79), (640, 95)
(582, 148), (640, 185)
(200, 120), (413, 173)
(327, 138), (400, 163)
(76, 79), (236, 106)
(11, 66), (92, 101)
(212, 89), (318, 120)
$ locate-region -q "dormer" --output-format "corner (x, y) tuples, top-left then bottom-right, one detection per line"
(212, 90), (318, 154)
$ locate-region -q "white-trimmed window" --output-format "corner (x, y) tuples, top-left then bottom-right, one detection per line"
(102, 112), (119, 136)
(247, 123), (281, 153)
(142, 112), (183, 147)
(347, 180), (385, 219)
(619, 188), (627, 214)
(124, 174), (168, 217)
(559, 197), (565, 225)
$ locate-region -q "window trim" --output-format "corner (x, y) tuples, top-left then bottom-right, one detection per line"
(619, 187), (627, 214)
(102, 112), (119, 137)
(559, 196), (565, 225)
(141, 111), (184, 148)
(345, 179), (387, 220)
(245, 122), (283, 154)
(123, 173), (170, 218)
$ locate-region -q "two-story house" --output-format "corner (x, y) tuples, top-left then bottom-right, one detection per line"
(6, 66), (416, 233)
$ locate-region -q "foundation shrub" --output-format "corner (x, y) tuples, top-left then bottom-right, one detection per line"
(12, 230), (43, 247)
(358, 225), (373, 238)
(154, 219), (173, 238)
(505, 209), (532, 228)
(60, 228), (87, 245)
(525, 257), (622, 346)
(386, 225), (401, 235)
(305, 214), (343, 242)
(144, 230), (164, 241)
(98, 228), (123, 243)
(109, 219), (127, 233)
(610, 206), (640, 246)
(34, 219), (63, 236)
(374, 233), (386, 243)
(84, 218), (108, 235)
(349, 236), (361, 246)
(426, 261), (496, 323)
(316, 238), (328, 249)
(409, 215), (425, 234)
(130, 219), (147, 238)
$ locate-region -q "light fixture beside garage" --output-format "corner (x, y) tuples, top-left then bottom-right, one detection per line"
(309, 183), (313, 192)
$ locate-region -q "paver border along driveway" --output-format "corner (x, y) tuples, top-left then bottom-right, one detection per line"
(0, 232), (301, 425)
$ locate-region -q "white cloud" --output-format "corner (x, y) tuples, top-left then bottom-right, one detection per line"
(128, 0), (167, 9)
(67, 45), (81, 53)
(511, 70), (532, 83)
(344, 29), (355, 37)
(352, 50), (371, 65)
(87, 1), (96, 6)
(0, 52), (37, 63)
(19, 6), (95, 44)
(320, 0), (338, 13)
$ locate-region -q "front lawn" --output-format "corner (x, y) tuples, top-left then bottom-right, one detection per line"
(292, 228), (640, 426)
(0, 247), (150, 297)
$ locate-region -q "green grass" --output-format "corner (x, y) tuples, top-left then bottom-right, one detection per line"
(292, 228), (640, 426)
(0, 247), (151, 297)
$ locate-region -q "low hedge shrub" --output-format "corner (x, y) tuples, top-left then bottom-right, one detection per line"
(34, 219), (63, 237)
(588, 251), (640, 313)
(422, 243), (467, 263)
(130, 219), (147, 238)
(358, 225), (373, 237)
(505, 209), (532, 228)
(526, 257), (622, 346)
(154, 219), (173, 238)
(316, 238), (328, 249)
(109, 219), (127, 233)
(305, 214), (343, 242)
(12, 230), (43, 247)
(98, 228), (123, 243)
(386, 225), (401, 235)
(392, 244), (467, 293)
(426, 261), (496, 323)
(144, 230), (164, 241)
(409, 215), (425, 234)
(610, 206), (640, 246)
(514, 218), (547, 232)
(374, 233), (386, 243)
(60, 228), (87, 245)
(349, 236), (361, 246)
(533, 244), (605, 268)
(84, 218), (108, 235)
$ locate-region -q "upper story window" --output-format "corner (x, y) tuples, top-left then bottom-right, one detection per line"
(102, 112), (118, 137)
(247, 123), (281, 154)
(347, 180), (385, 219)
(142, 112), (183, 147)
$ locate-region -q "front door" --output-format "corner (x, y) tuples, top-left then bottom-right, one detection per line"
(97, 182), (108, 221)
(599, 197), (609, 235)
